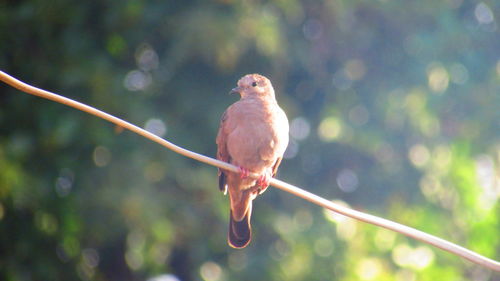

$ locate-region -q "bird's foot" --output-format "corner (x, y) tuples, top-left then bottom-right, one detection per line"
(238, 166), (250, 179)
(256, 172), (272, 194)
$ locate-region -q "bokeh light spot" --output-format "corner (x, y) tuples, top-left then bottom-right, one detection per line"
(337, 218), (357, 241)
(55, 168), (74, 197)
(106, 34), (127, 57)
(475, 154), (499, 211)
(357, 258), (383, 280)
(392, 244), (434, 270)
(408, 144), (430, 168)
(136, 44), (159, 71)
(62, 236), (80, 258)
(290, 117), (311, 141)
(475, 2), (494, 25)
(293, 209), (313, 231)
(433, 145), (452, 170)
(323, 200), (357, 240)
(337, 168), (359, 192)
(144, 118), (167, 137)
(419, 175), (442, 201)
(124, 70), (152, 91)
(427, 63), (449, 93)
(125, 248), (144, 271)
(35, 211), (58, 234)
(404, 89), (426, 113)
(412, 246), (435, 269)
(318, 117), (342, 142)
(200, 261), (222, 281)
(345, 59), (366, 81)
(82, 248), (100, 268)
(149, 242), (170, 266)
(314, 237), (334, 257)
(126, 230), (146, 270)
(323, 200), (350, 223)
(77, 259), (95, 280)
(93, 146), (112, 167)
(144, 162), (167, 183)
(55, 177), (72, 197)
(269, 239), (291, 261)
(392, 244), (412, 268)
(152, 219), (172, 242)
(274, 213), (293, 235)
(449, 63), (469, 85)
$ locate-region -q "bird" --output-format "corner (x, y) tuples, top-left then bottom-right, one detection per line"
(216, 74), (289, 248)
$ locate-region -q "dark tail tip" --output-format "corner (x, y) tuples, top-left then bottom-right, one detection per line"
(218, 171), (227, 194)
(228, 211), (251, 249)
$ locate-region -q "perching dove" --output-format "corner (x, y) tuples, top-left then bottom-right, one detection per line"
(216, 74), (289, 248)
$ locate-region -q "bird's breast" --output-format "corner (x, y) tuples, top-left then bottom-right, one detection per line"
(225, 102), (287, 172)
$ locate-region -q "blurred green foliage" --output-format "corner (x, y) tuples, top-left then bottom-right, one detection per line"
(1, 0), (499, 280)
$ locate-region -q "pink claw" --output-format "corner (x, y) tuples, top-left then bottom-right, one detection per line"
(238, 166), (250, 179)
(257, 173), (271, 189)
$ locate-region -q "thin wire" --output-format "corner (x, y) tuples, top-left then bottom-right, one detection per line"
(1, 70), (499, 272)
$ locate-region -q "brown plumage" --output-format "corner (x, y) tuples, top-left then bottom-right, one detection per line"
(216, 74), (289, 248)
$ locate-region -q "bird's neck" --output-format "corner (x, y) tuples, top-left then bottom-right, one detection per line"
(241, 95), (277, 105)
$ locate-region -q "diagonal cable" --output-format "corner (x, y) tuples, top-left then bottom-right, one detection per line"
(1, 70), (498, 272)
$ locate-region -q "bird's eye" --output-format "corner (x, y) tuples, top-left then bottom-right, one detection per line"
(251, 82), (258, 87)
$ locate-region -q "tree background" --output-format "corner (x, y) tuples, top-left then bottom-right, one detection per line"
(1, 0), (499, 280)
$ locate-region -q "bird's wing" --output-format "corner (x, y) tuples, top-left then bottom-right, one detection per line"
(271, 156), (283, 178)
(216, 110), (230, 194)
(270, 106), (289, 178)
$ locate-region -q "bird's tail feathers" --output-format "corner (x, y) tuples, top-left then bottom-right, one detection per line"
(228, 207), (252, 249)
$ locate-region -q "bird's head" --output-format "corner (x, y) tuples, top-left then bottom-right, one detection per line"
(230, 74), (275, 100)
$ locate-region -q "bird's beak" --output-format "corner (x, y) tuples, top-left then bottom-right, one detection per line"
(229, 87), (241, 95)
